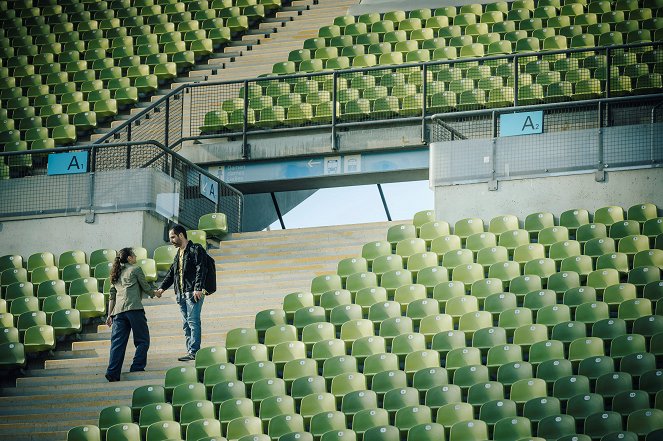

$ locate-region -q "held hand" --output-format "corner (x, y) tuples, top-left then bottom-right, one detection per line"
(193, 291), (203, 301)
(154, 289), (162, 298)
(106, 316), (113, 327)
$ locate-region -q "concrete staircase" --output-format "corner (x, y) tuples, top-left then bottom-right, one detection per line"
(0, 221), (398, 441)
(88, 0), (358, 143)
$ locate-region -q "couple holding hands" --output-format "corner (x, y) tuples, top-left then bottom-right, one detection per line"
(104, 225), (207, 382)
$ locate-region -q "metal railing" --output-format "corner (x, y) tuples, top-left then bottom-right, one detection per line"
(429, 95), (663, 187)
(94, 41), (663, 158)
(0, 141), (243, 232)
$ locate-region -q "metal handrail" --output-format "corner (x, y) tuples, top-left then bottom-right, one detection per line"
(94, 41), (662, 151)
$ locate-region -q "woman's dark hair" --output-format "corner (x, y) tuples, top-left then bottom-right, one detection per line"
(110, 247), (134, 285)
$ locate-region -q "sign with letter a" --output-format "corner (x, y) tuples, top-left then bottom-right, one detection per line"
(47, 151), (89, 175)
(200, 174), (218, 203)
(500, 111), (544, 137)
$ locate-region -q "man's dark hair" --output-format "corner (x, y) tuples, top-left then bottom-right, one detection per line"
(170, 224), (187, 239)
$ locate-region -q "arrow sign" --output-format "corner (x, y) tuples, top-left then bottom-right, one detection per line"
(308, 159), (321, 167)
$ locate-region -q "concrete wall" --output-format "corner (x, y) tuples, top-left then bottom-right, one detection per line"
(433, 168), (663, 225)
(0, 211), (168, 260)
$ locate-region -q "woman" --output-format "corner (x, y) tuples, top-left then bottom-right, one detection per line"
(105, 247), (160, 382)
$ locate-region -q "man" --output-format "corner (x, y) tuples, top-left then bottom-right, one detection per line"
(156, 224), (208, 361)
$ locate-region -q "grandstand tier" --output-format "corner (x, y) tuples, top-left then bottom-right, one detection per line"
(2, 204), (661, 440)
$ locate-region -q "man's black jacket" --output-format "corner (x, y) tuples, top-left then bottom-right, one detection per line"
(159, 241), (208, 300)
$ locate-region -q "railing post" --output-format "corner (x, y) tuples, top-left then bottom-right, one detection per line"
(605, 47), (611, 99)
(513, 55), (519, 107)
(377, 184), (392, 221)
(85, 146), (94, 215)
(242, 80), (250, 159)
(270, 192), (285, 229)
(421, 64), (428, 144)
(331, 71), (338, 151)
(596, 100), (605, 182)
(165, 96), (170, 148)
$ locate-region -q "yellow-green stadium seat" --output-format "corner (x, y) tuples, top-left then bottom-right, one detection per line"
(518, 84), (544, 105)
(23, 324), (55, 353)
(75, 293), (105, 319)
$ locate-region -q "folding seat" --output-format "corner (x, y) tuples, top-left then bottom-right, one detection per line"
(69, 277), (100, 299)
(465, 234), (498, 258)
(372, 255), (403, 282)
(473, 247), (507, 274)
(447, 419), (488, 441)
(394, 405), (433, 438)
(547, 272), (581, 297)
(619, 235), (651, 259)
(23, 324), (56, 353)
(361, 241), (392, 268)
(498, 308), (533, 339)
(595, 371), (634, 403)
(574, 302), (610, 333)
(381, 386), (420, 418)
(104, 422), (140, 441)
(429, 236), (462, 264)
(514, 322), (550, 352)
(585, 269), (619, 295)
(412, 267), (447, 298)
(627, 409), (663, 439)
(183, 418), (222, 440)
(590, 319), (628, 352)
(487, 344), (524, 378)
(627, 267), (660, 292)
(551, 374), (591, 405)
(619, 298), (654, 324)
(523, 259), (558, 285)
(99, 404), (133, 439)
(495, 360), (533, 391)
(633, 315), (663, 344)
(49, 304), (81, 336)
(367, 368), (406, 399)
(309, 410), (347, 440)
(567, 336), (605, 367)
(251, 377), (287, 413)
(311, 338), (346, 365)
(380, 269), (413, 297)
(583, 411), (625, 440)
(621, 353), (657, 379)
(608, 332), (646, 361)
(639, 369), (663, 398)
(468, 278), (501, 305)
(240, 358), (277, 394)
(634, 250), (663, 270)
(564, 391), (605, 424)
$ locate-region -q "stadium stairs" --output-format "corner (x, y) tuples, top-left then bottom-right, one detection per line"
(0, 221), (395, 441)
(88, 0), (359, 143)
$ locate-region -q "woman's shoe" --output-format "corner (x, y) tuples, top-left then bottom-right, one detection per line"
(105, 373), (120, 382)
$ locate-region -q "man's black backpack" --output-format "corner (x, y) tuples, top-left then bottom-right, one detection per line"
(196, 243), (217, 295)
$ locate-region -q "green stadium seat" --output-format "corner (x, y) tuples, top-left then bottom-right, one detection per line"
(66, 425), (101, 441)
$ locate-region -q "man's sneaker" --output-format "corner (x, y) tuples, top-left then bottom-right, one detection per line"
(178, 353), (195, 361)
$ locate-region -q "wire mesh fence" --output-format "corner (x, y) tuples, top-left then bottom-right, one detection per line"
(82, 41), (662, 157)
(0, 141), (242, 232)
(430, 97), (663, 187)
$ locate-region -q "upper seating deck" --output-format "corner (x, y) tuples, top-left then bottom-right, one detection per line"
(196, 0), (663, 134)
(0, 0), (286, 161)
